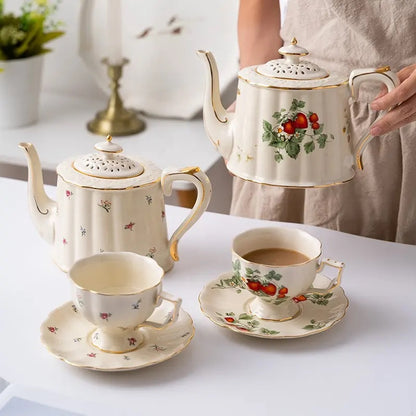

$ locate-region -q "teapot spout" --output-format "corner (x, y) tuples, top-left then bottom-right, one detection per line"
(19, 143), (56, 244)
(197, 50), (234, 160)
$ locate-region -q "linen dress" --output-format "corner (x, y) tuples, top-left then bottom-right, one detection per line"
(230, 0), (416, 244)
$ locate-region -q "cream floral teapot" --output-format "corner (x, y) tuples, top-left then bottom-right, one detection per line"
(198, 38), (399, 187)
(19, 136), (212, 272)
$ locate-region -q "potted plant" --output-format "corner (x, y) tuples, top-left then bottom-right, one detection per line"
(0, 0), (64, 128)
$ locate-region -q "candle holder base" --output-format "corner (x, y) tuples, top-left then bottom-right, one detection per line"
(87, 107), (145, 137)
(87, 58), (145, 137)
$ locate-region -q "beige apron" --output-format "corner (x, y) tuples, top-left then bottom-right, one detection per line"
(230, 0), (416, 244)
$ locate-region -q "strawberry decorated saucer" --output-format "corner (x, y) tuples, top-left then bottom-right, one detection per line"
(199, 272), (349, 339)
(41, 300), (194, 371)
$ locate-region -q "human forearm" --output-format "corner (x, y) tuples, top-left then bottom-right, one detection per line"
(238, 0), (282, 68)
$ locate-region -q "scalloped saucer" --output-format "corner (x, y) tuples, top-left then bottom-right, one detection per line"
(41, 300), (194, 371)
(199, 272), (349, 339)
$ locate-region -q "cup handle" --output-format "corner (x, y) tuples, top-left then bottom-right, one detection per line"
(302, 258), (345, 297)
(349, 66), (400, 170)
(161, 167), (212, 262)
(140, 291), (182, 330)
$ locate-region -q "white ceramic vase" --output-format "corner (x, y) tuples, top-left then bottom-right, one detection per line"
(0, 55), (44, 128)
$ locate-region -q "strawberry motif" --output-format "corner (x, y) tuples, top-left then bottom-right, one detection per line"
(282, 120), (295, 135)
(224, 317), (235, 323)
(312, 122), (320, 130)
(294, 112), (308, 129)
(293, 294), (307, 303)
(48, 326), (58, 334)
(246, 280), (261, 291)
(309, 113), (319, 123)
(261, 283), (277, 296)
(87, 352), (96, 358)
(278, 287), (288, 296)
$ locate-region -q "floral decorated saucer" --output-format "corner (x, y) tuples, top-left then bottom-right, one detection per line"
(199, 272), (348, 339)
(40, 301), (194, 371)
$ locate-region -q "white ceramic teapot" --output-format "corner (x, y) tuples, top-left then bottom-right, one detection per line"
(19, 136), (212, 272)
(198, 38), (399, 187)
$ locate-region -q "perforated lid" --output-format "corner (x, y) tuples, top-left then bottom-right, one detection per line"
(72, 136), (144, 179)
(256, 38), (329, 80)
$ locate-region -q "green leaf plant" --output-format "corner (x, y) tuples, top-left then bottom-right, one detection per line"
(0, 0), (64, 60)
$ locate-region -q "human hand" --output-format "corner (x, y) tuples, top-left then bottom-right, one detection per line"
(370, 63), (416, 136)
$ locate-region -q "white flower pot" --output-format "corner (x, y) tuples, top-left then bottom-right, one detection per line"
(0, 55), (44, 128)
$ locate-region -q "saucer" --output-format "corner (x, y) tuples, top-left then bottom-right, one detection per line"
(199, 272), (349, 339)
(41, 300), (194, 371)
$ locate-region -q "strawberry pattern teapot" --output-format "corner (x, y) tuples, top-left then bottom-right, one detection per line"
(198, 38), (399, 187)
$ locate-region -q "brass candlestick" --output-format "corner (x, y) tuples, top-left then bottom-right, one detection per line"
(87, 58), (145, 136)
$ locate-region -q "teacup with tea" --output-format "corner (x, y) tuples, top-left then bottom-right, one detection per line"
(232, 227), (344, 321)
(69, 252), (182, 353)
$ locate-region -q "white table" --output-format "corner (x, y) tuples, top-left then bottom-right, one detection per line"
(0, 177), (415, 416)
(0, 92), (232, 213)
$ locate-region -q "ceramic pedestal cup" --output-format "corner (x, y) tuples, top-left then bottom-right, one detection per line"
(232, 227), (345, 321)
(69, 252), (182, 354)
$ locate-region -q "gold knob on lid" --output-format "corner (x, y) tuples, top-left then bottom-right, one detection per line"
(291, 37), (297, 45)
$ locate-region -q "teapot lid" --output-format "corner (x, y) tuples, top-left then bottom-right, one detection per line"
(238, 38), (347, 89)
(72, 136), (144, 179)
(257, 38), (329, 80)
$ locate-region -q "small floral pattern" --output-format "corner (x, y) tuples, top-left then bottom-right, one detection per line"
(150, 344), (167, 352)
(262, 99), (334, 162)
(87, 352), (96, 358)
(128, 337), (137, 346)
(48, 326), (58, 334)
(131, 300), (141, 310)
(63, 238), (68, 245)
(145, 195), (153, 205)
(99, 312), (112, 321)
(98, 200), (111, 213)
(80, 226), (86, 236)
(65, 190), (73, 199)
(76, 295), (84, 308)
(71, 304), (78, 313)
(124, 222), (135, 231)
(146, 247), (157, 258)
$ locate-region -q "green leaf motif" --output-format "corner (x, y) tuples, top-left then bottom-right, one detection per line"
(315, 123), (324, 134)
(317, 134), (327, 149)
(304, 141), (315, 154)
(263, 120), (273, 132)
(275, 152), (283, 163)
(260, 328), (280, 335)
(264, 270), (282, 281)
(238, 313), (253, 320)
(285, 141), (300, 159)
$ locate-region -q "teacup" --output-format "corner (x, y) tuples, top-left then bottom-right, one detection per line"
(232, 227), (344, 321)
(69, 252), (182, 353)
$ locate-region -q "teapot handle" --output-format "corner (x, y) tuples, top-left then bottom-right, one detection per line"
(349, 66), (400, 170)
(161, 167), (212, 261)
